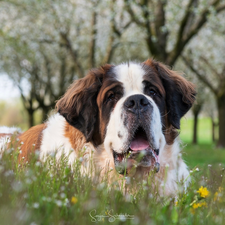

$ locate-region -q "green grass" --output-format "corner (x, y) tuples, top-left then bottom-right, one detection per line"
(182, 143), (225, 169)
(180, 117), (216, 144)
(0, 118), (225, 225)
(0, 148), (225, 225)
(180, 117), (225, 169)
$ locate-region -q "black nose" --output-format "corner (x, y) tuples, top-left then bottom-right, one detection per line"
(124, 94), (151, 113)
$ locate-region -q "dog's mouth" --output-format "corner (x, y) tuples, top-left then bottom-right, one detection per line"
(113, 126), (160, 175)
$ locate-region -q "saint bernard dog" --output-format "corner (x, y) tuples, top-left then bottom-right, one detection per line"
(0, 59), (195, 195)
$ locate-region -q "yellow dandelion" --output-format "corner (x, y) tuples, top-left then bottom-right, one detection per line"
(192, 203), (199, 209)
(71, 196), (78, 204)
(175, 201), (178, 206)
(197, 186), (210, 198)
(192, 201), (207, 209)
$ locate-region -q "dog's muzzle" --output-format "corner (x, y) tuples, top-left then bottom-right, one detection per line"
(113, 94), (160, 175)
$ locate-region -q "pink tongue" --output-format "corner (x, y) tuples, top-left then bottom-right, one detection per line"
(130, 136), (149, 151)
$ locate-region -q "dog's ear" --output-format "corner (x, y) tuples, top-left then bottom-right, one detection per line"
(56, 65), (112, 142)
(145, 59), (196, 129)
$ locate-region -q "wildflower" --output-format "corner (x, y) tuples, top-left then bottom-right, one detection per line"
(199, 202), (207, 207)
(192, 203), (199, 209)
(35, 161), (41, 167)
(191, 202), (207, 214)
(60, 193), (66, 199)
(55, 200), (63, 207)
(71, 196), (78, 204)
(195, 168), (199, 171)
(214, 192), (219, 201)
(175, 201), (178, 206)
(79, 157), (83, 162)
(33, 202), (40, 208)
(197, 186), (210, 198)
(214, 187), (224, 202)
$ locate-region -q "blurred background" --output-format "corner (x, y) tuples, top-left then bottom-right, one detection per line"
(0, 0), (225, 162)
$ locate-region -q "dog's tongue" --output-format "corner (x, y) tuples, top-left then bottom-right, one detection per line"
(130, 136), (149, 151)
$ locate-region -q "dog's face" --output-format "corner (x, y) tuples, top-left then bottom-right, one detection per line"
(56, 59), (195, 176)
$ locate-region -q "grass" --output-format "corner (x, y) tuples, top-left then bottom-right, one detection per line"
(180, 117), (217, 144)
(0, 117), (225, 225)
(180, 117), (225, 169)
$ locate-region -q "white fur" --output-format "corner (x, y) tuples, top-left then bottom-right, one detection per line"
(114, 63), (145, 95)
(39, 113), (76, 164)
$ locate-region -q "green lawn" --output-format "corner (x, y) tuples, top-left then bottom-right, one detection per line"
(179, 117), (225, 169)
(180, 117), (215, 144)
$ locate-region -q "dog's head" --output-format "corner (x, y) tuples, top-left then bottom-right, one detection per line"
(56, 59), (195, 175)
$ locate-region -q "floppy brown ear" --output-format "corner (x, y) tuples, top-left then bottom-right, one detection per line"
(56, 65), (112, 142)
(145, 59), (196, 129)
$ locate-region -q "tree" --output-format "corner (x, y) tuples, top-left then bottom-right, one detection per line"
(191, 90), (205, 144)
(0, 0), (134, 127)
(0, 34), (76, 126)
(182, 53), (225, 147)
(125, 0), (225, 65)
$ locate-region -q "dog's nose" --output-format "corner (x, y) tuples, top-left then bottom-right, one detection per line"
(124, 94), (150, 113)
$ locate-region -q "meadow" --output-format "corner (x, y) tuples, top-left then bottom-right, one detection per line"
(0, 117), (225, 225)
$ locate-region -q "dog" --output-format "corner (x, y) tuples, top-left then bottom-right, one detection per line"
(0, 59), (195, 195)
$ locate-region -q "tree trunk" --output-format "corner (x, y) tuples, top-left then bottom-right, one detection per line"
(42, 107), (50, 123)
(217, 94), (225, 148)
(192, 113), (198, 144)
(211, 116), (216, 143)
(191, 102), (203, 145)
(28, 110), (34, 128)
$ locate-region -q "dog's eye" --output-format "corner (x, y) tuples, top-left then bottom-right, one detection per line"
(108, 93), (115, 101)
(149, 88), (157, 96)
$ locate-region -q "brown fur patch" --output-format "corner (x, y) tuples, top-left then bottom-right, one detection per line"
(64, 122), (86, 153)
(18, 124), (46, 162)
(144, 59), (196, 105)
(143, 59), (196, 144)
(56, 65), (113, 145)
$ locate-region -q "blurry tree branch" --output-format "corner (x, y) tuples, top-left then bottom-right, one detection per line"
(182, 52), (225, 147)
(182, 55), (218, 95)
(125, 0), (225, 65)
(60, 32), (84, 78)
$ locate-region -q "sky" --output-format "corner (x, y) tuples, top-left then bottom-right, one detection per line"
(0, 74), (20, 100)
